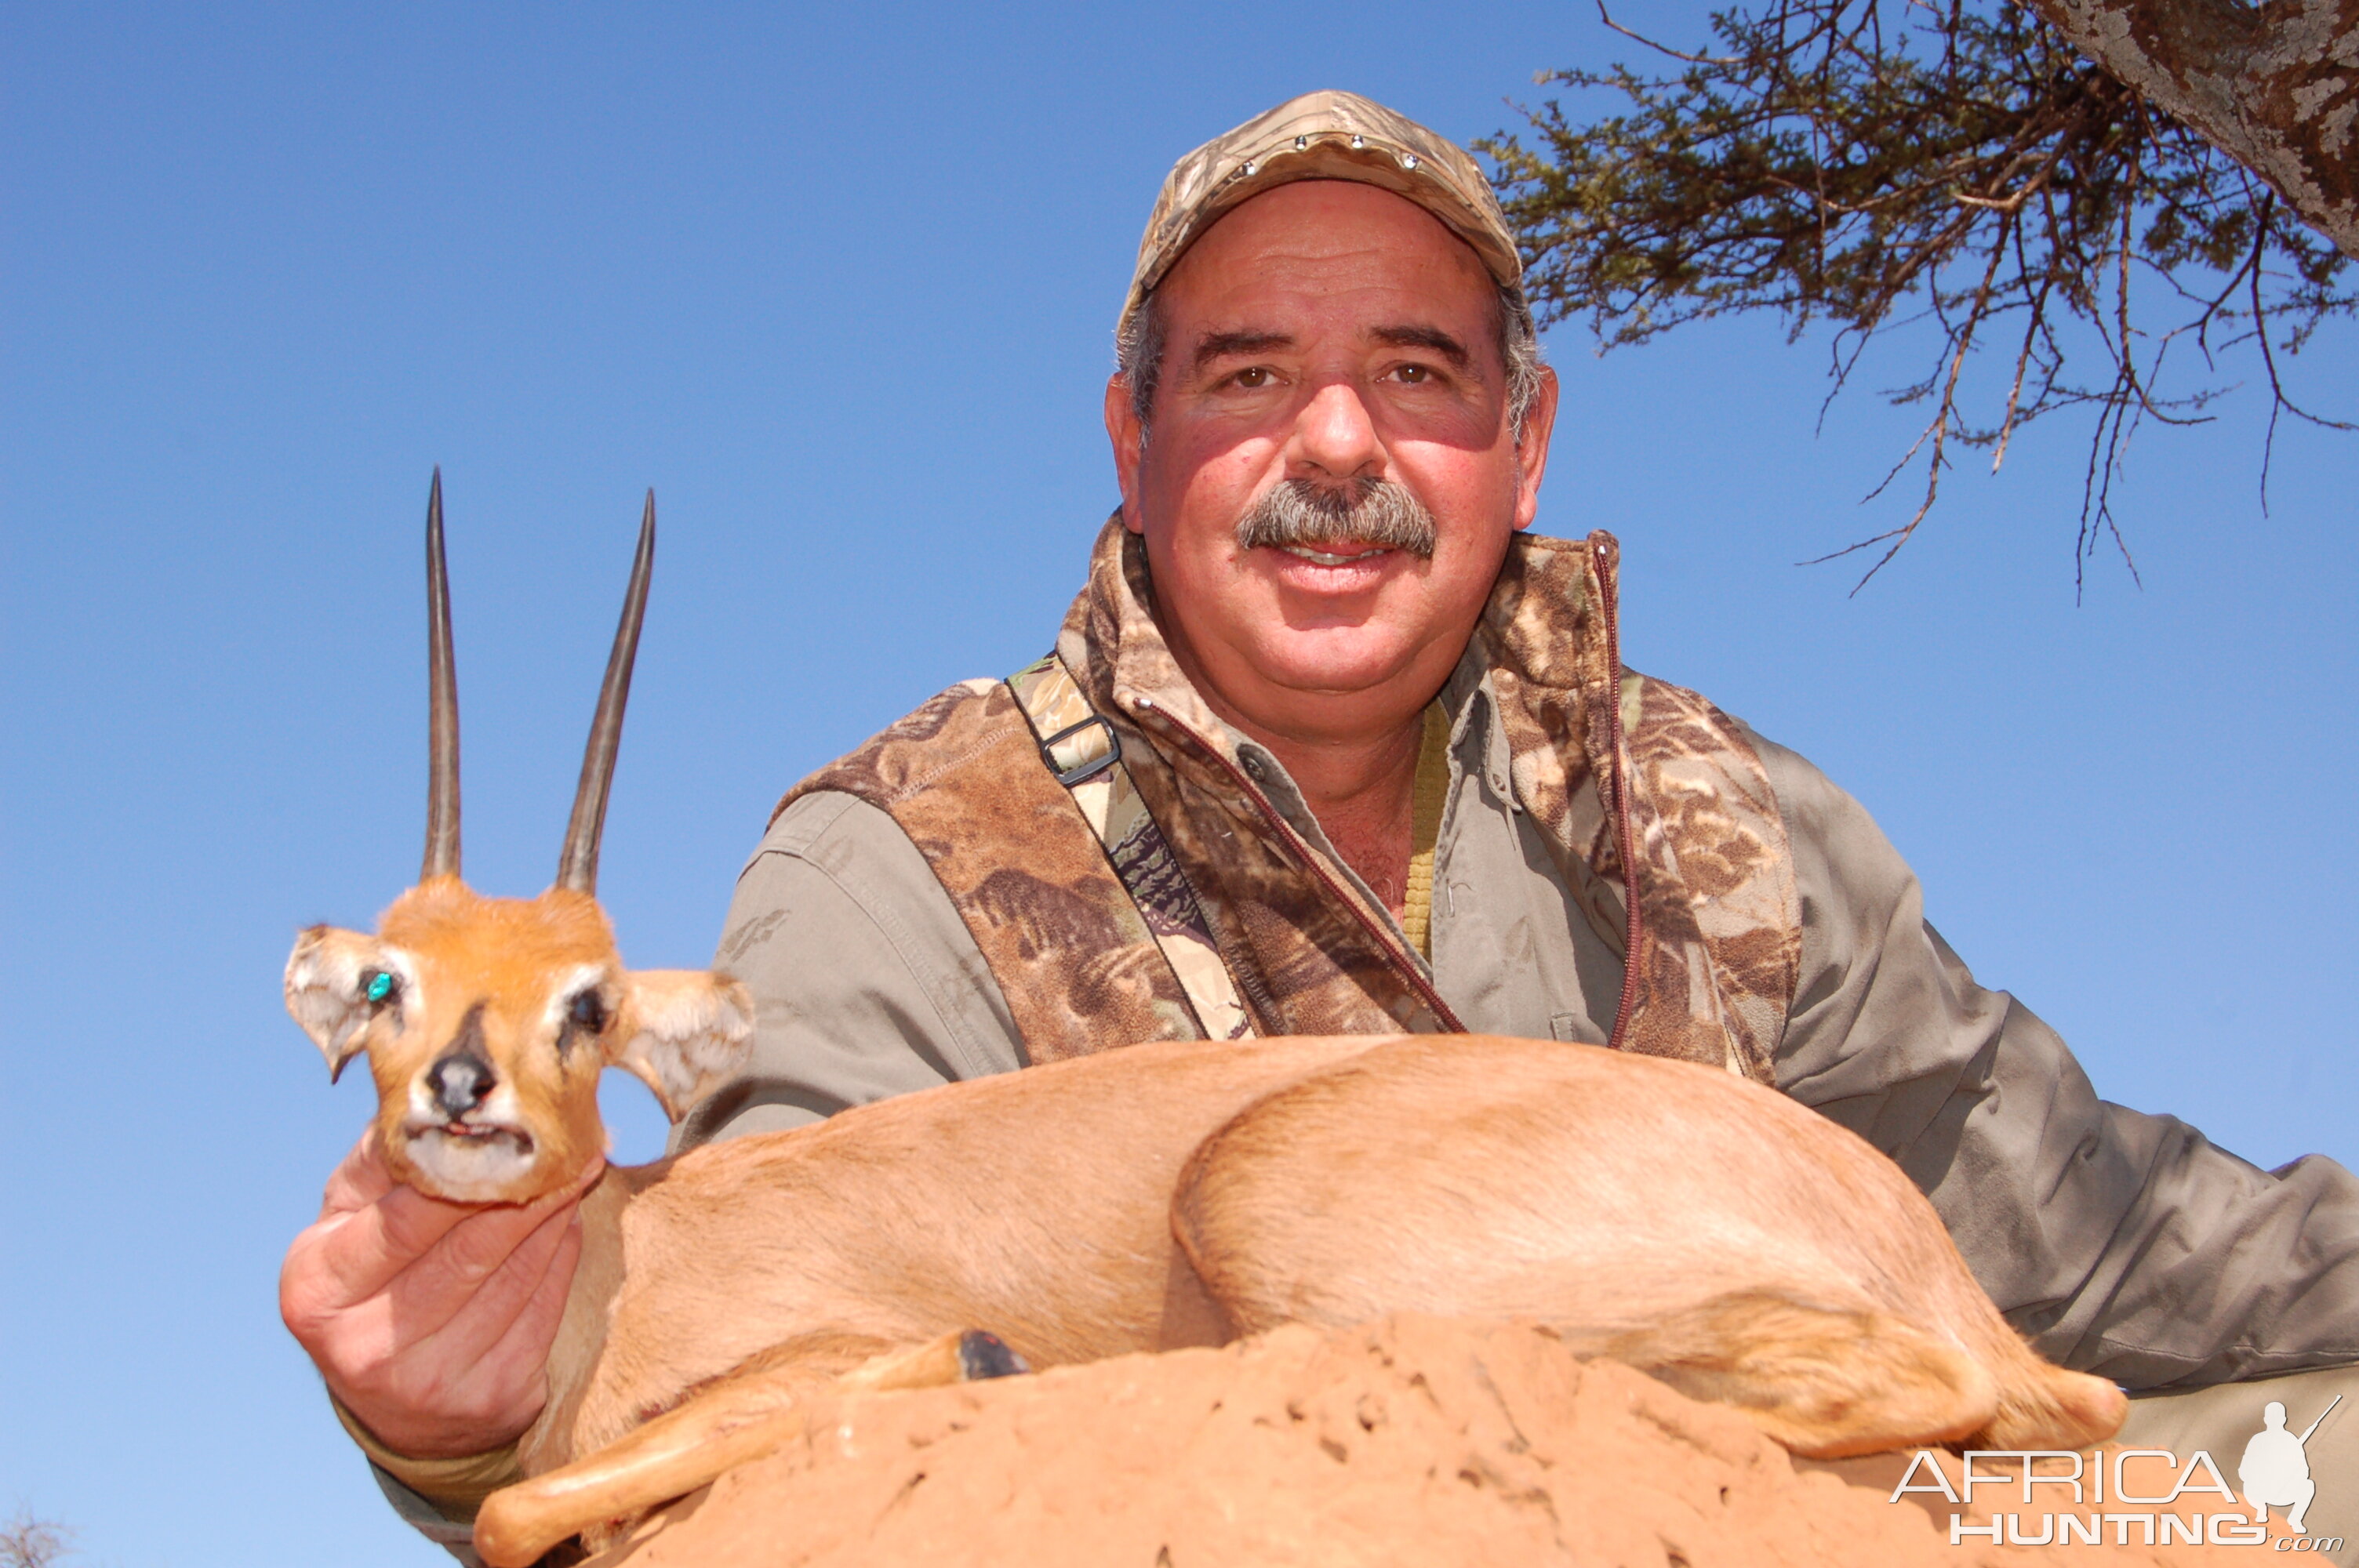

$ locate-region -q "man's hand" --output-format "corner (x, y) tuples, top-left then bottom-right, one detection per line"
(280, 1132), (604, 1458)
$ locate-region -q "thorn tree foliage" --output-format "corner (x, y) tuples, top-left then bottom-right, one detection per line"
(1481, 1), (2354, 589)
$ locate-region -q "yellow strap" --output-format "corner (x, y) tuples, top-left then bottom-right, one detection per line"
(1398, 702), (1450, 959)
(1006, 655), (1256, 1040)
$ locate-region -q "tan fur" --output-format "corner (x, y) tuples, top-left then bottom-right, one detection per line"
(1162, 1039), (2117, 1454)
(292, 900), (2123, 1566)
(455, 1033), (2128, 1566)
(285, 880), (750, 1208)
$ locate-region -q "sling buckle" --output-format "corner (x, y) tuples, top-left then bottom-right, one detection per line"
(1039, 715), (1122, 788)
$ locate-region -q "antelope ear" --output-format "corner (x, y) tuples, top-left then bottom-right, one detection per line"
(613, 970), (755, 1120)
(285, 926), (391, 1082)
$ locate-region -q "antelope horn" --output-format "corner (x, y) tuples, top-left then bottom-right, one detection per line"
(555, 490), (655, 894)
(423, 468), (462, 882)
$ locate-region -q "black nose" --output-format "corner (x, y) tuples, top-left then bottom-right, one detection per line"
(427, 1052), (495, 1119)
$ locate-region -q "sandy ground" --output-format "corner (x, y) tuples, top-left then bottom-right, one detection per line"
(584, 1315), (2255, 1567)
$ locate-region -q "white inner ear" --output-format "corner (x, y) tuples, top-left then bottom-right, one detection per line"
(614, 971), (754, 1120)
(285, 930), (414, 1076)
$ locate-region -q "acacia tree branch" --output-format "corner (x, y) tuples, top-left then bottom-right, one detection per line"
(1810, 214), (2017, 586)
(1594, 0), (1742, 64)
(2023, 0), (2359, 257)
(1486, 0), (2353, 579)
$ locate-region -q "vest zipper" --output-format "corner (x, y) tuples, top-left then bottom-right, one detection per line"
(1136, 698), (1469, 1036)
(1594, 534), (1643, 1053)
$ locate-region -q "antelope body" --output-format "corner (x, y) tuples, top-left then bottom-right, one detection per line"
(288, 477), (2125, 1568)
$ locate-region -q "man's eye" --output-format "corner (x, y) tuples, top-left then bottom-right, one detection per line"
(568, 991), (609, 1034)
(1394, 364), (1433, 384)
(1233, 366), (1273, 389)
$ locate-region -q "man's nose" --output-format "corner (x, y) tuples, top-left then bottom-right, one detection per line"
(427, 1051), (496, 1119)
(1289, 379), (1385, 481)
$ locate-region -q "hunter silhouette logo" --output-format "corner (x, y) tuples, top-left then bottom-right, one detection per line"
(1889, 1392), (2346, 1549)
(2242, 1396), (2341, 1537)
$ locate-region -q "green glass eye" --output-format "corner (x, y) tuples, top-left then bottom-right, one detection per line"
(365, 971), (394, 1004)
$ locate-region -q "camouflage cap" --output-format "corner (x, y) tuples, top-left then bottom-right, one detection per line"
(1121, 89), (1521, 340)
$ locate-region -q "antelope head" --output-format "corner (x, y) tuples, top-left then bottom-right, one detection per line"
(285, 474), (754, 1204)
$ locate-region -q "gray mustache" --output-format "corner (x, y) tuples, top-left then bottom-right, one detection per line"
(1234, 477), (1438, 558)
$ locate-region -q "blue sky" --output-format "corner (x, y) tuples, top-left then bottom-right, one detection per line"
(3, 4), (2352, 1562)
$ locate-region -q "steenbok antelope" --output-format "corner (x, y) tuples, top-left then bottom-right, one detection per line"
(288, 476), (2125, 1568)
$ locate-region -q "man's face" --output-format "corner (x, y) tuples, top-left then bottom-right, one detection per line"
(1106, 180), (1558, 747)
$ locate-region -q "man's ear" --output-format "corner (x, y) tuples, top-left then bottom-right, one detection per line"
(1104, 373), (1147, 535)
(1512, 364), (1560, 532)
(285, 926), (390, 1083)
(612, 970), (755, 1121)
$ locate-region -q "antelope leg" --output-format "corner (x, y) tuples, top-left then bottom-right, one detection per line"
(473, 1328), (1027, 1568)
(1601, 1290), (1999, 1459)
(840, 1327), (1030, 1392)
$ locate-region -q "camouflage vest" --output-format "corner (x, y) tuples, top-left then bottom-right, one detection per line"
(776, 519), (1801, 1083)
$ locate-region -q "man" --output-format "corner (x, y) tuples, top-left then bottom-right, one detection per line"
(283, 91), (2359, 1558)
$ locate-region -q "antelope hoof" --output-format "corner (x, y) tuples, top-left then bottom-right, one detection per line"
(957, 1330), (1030, 1381)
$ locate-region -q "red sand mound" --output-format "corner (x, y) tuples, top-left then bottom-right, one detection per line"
(587, 1315), (2237, 1567)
